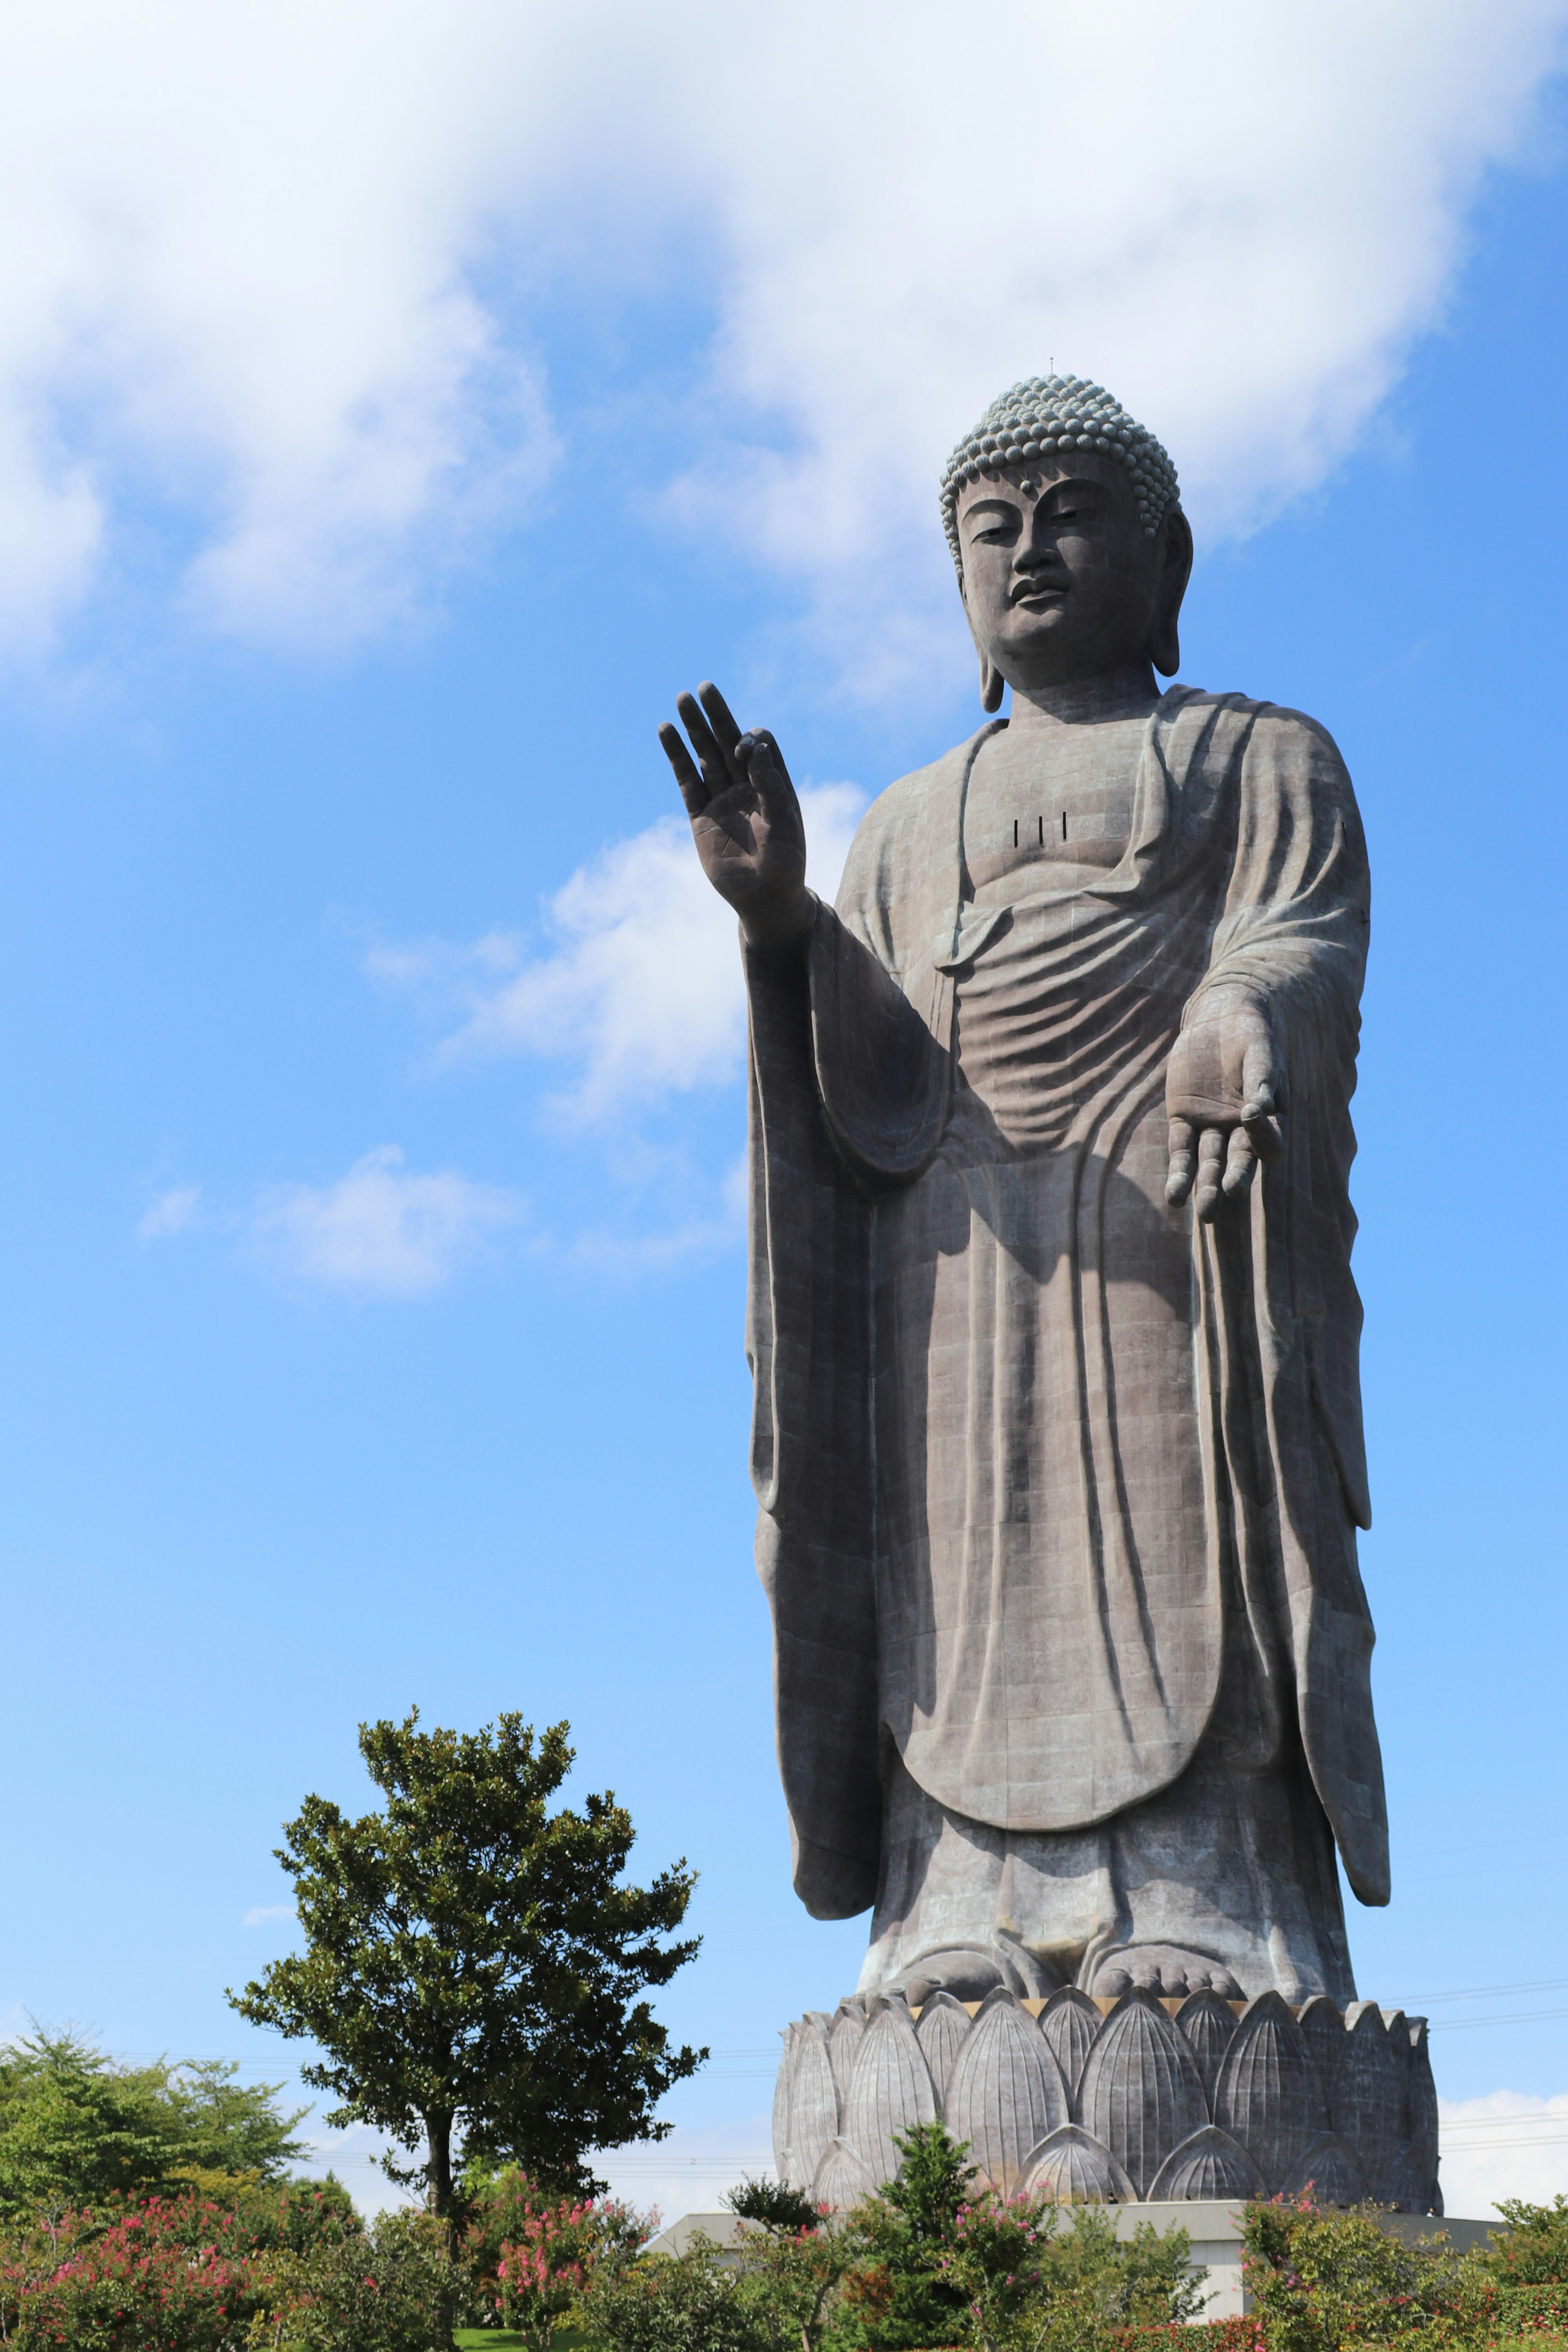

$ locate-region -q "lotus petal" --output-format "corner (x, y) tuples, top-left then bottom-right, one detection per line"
(846, 2000), (937, 2185)
(1282, 2132), (1369, 2207)
(1147, 2124), (1263, 2201)
(1405, 2019), (1440, 2209)
(829, 2001), (866, 2112)
(811, 2134), (877, 2213)
(788, 2018), (840, 2189)
(915, 1991), (971, 2109)
(945, 1987), (1071, 2191)
(1296, 1995), (1346, 2113)
(1213, 1992), (1325, 2194)
(1335, 2002), (1402, 2196)
(1021, 2123), (1136, 2204)
(772, 2025), (796, 2182)
(1175, 1991), (1238, 2114)
(1039, 1988), (1101, 2107)
(1078, 1991), (1207, 2199)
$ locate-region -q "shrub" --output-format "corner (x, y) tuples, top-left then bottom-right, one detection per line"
(725, 2175), (825, 2236)
(1482, 2199), (1568, 2288)
(1241, 2196), (1482, 2352)
(736, 2219), (851, 2352)
(581, 2235), (773, 2352)
(937, 2196), (1204, 2352)
(457, 2164), (649, 2342)
(0, 2196), (280, 2350)
(829, 2122), (977, 2350)
(263, 2205), (467, 2352)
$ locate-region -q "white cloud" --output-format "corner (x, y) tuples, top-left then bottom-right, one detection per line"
(241, 1903), (293, 1928)
(411, 783), (865, 1122)
(252, 1145), (521, 1296)
(1439, 2091), (1568, 2218)
(0, 2), (1559, 660)
(139, 1183), (200, 1240)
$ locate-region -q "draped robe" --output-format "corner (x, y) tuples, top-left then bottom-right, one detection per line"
(744, 686), (1388, 1937)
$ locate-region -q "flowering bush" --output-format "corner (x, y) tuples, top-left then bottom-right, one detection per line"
(0, 2196), (279, 2350)
(493, 2196), (646, 2346)
(459, 2166), (650, 2344)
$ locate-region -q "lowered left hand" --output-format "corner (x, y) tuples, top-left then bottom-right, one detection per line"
(1165, 991), (1285, 1222)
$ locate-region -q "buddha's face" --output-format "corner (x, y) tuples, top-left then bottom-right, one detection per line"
(956, 450), (1190, 691)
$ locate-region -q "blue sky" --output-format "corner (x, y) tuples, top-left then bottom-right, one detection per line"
(0, 0), (1566, 2224)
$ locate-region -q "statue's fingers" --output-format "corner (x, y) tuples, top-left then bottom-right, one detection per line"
(744, 732), (802, 829)
(1243, 1109), (1285, 1166)
(1165, 1116), (1197, 1205)
(1221, 1124), (1258, 1198)
(747, 726), (797, 793)
(1240, 1036), (1285, 1114)
(697, 681), (746, 776)
(674, 690), (731, 797)
(1193, 1124), (1227, 1223)
(658, 721), (710, 820)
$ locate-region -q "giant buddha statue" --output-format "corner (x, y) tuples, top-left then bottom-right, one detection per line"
(659, 376), (1425, 2210)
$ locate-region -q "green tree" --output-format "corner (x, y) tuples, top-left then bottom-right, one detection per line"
(228, 1710), (705, 2226)
(830, 2121), (975, 2350)
(723, 2174), (822, 2235)
(0, 2029), (305, 2214)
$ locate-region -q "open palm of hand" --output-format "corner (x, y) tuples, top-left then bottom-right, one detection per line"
(1165, 991), (1286, 1222)
(658, 681), (813, 956)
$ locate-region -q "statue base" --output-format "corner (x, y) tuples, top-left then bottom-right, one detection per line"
(773, 1986), (1440, 2213)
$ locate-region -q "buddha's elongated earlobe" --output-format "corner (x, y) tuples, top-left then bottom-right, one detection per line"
(979, 650), (1005, 713)
(1147, 616), (1180, 677)
(1147, 506), (1194, 678)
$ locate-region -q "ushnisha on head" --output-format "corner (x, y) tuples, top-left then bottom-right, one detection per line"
(940, 373), (1179, 574)
(944, 372), (1192, 708)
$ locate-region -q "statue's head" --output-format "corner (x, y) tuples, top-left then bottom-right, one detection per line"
(941, 376), (1193, 710)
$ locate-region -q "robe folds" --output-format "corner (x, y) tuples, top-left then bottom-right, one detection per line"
(745, 686), (1389, 1929)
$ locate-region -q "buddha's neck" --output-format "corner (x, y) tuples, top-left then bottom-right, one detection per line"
(1004, 661), (1162, 733)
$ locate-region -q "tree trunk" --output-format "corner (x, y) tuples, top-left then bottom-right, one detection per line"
(425, 2109), (455, 2223)
(425, 2110), (460, 2342)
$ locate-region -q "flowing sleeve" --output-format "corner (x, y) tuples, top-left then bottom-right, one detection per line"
(1186, 707), (1389, 1905)
(744, 795), (955, 1918)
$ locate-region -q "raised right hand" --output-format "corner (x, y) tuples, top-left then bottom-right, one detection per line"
(659, 680), (813, 956)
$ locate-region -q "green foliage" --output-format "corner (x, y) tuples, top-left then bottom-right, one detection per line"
(932, 2194), (1203, 2352)
(724, 2174), (824, 2235)
(735, 2219), (851, 2351)
(0, 2030), (305, 2216)
(457, 2166), (650, 2346)
(827, 2122), (977, 2350)
(581, 2236), (773, 2352)
(261, 2205), (467, 2352)
(228, 1711), (705, 2216)
(1483, 2197), (1568, 2286)
(1241, 2196), (1481, 2352)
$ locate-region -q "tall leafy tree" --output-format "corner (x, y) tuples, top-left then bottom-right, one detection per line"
(0, 2029), (305, 2214)
(229, 1711), (704, 2221)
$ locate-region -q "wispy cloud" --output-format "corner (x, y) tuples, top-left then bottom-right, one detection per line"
(139, 1184), (201, 1241)
(0, 4), (1557, 660)
(252, 1146), (522, 1296)
(241, 1904), (294, 1928)
(375, 782), (864, 1124)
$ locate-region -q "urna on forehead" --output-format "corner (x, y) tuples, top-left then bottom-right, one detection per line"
(939, 373), (1180, 573)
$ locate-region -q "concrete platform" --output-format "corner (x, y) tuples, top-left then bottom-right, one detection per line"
(645, 2206), (1502, 2320)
